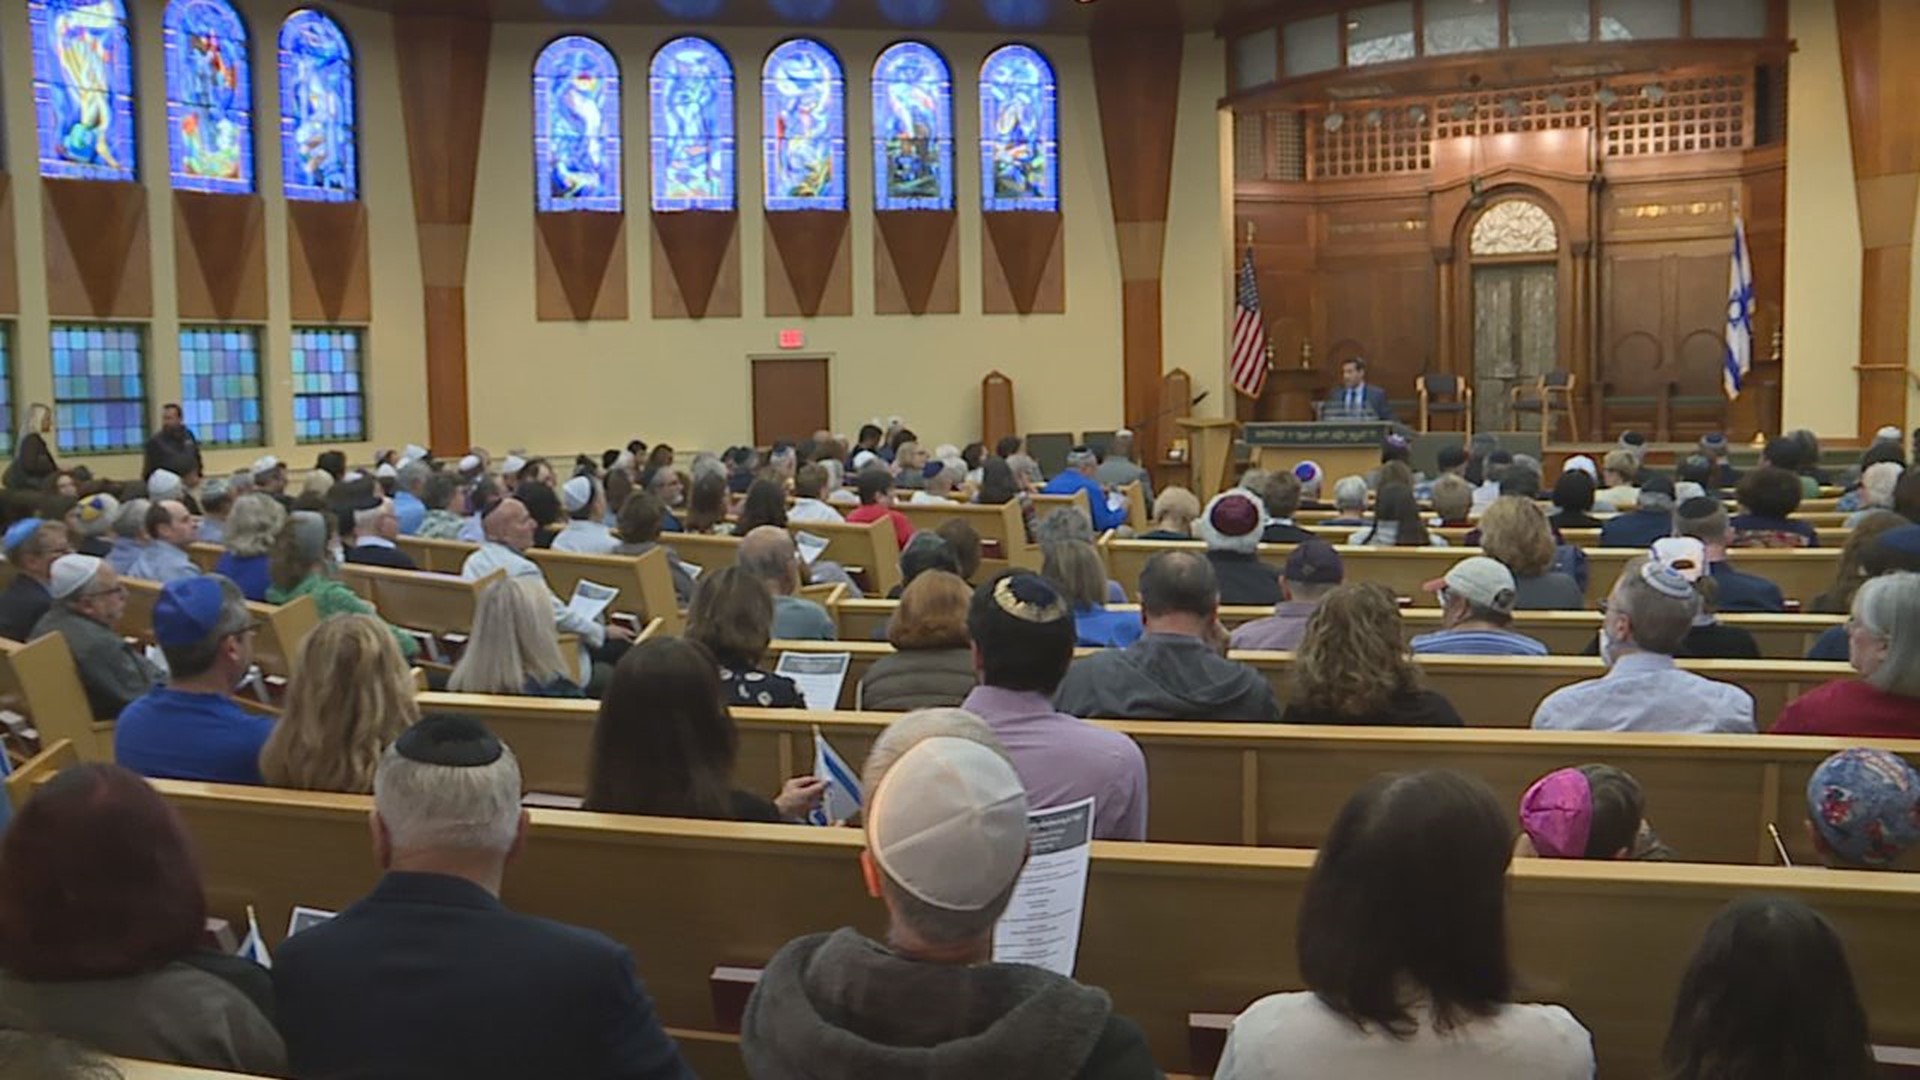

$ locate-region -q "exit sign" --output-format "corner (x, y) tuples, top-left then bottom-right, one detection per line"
(778, 329), (806, 350)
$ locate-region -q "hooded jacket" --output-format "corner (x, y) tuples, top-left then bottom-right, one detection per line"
(741, 928), (1159, 1080)
(1051, 633), (1281, 722)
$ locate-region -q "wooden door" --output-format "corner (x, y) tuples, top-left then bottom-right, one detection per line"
(1471, 263), (1558, 432)
(751, 356), (830, 447)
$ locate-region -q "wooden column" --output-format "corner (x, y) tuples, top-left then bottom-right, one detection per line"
(1836, 0), (1920, 439)
(392, 12), (491, 456)
(1092, 14), (1183, 464)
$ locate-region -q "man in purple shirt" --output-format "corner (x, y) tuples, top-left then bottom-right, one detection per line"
(960, 571), (1149, 841)
(1229, 541), (1344, 652)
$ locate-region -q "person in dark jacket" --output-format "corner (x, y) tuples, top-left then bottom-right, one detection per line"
(1195, 490), (1282, 607)
(273, 717), (693, 1080)
(340, 495), (419, 570)
(1254, 470), (1316, 545)
(32, 557), (162, 718)
(1054, 551), (1280, 722)
(1671, 497), (1785, 613)
(2, 407), (59, 493)
(141, 404), (203, 485)
(0, 520), (69, 641)
(741, 713), (1160, 1080)
(1598, 474), (1677, 549)
(858, 571), (978, 711)
(1281, 582), (1464, 727)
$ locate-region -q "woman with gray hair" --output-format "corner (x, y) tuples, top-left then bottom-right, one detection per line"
(214, 493), (287, 602)
(448, 577), (583, 698)
(1843, 461), (1903, 527)
(267, 511), (419, 660)
(1774, 571), (1920, 738)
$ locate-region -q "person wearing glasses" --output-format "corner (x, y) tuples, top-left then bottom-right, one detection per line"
(30, 555), (160, 719)
(0, 518), (72, 640)
(113, 576), (271, 784)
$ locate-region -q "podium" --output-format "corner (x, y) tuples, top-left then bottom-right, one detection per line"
(1244, 421), (1390, 487)
(1176, 418), (1237, 499)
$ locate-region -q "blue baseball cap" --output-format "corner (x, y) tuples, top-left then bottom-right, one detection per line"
(152, 576), (246, 648)
(1808, 748), (1920, 867)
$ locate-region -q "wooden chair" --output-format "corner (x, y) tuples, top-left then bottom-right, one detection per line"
(1416, 373), (1472, 435)
(1510, 371), (1578, 442)
(0, 635), (112, 762)
(528, 547), (685, 636)
(246, 595), (319, 697)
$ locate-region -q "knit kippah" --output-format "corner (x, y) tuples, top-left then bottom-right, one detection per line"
(992, 574), (1069, 624)
(1637, 559), (1696, 600)
(394, 716), (504, 768)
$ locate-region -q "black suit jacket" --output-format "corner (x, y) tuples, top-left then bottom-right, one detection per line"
(343, 543), (419, 572)
(1323, 383), (1392, 421)
(273, 872), (691, 1080)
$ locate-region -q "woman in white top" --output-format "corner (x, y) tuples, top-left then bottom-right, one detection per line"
(1214, 770), (1594, 1080)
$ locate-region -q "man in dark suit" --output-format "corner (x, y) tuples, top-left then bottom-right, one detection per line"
(273, 717), (691, 1080)
(341, 495), (420, 571)
(1324, 357), (1393, 421)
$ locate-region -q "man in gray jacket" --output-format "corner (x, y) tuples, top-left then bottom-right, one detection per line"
(31, 555), (162, 718)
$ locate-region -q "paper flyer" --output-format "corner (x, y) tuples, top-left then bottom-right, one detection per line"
(774, 651), (850, 711)
(795, 532), (830, 566)
(992, 797), (1095, 976)
(565, 579), (619, 623)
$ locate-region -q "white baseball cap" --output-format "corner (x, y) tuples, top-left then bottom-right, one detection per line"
(1424, 555), (1518, 615)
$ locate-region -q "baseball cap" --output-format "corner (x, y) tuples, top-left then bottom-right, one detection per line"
(152, 576), (247, 648)
(1424, 555), (1517, 615)
(1519, 768), (1592, 859)
(1807, 748), (1920, 867)
(1283, 540), (1344, 585)
(866, 736), (1030, 911)
(48, 554), (102, 600)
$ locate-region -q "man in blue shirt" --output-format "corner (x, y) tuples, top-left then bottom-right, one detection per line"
(393, 459), (430, 535)
(1041, 446), (1127, 532)
(115, 575), (273, 785)
(1323, 357), (1392, 420)
(1411, 556), (1549, 657)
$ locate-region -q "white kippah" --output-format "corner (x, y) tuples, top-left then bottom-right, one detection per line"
(561, 475), (593, 513)
(458, 454), (482, 474)
(375, 463), (398, 479)
(1638, 558), (1697, 600)
(401, 443), (429, 463)
(867, 737), (1029, 912)
(502, 455), (527, 476)
(250, 455), (280, 477)
(49, 554), (103, 600)
(147, 468), (182, 497)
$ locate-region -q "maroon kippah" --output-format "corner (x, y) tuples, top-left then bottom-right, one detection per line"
(1209, 494), (1261, 537)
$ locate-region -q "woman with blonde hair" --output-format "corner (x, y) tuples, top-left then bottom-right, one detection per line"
(259, 615), (419, 793)
(1477, 495), (1585, 609)
(1141, 486), (1201, 540)
(213, 493), (287, 602)
(1283, 582), (1463, 726)
(1042, 539), (1142, 647)
(857, 570), (977, 711)
(447, 576), (584, 697)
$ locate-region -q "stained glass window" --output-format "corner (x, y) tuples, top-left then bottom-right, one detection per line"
(0, 325), (14, 456)
(164, 0), (253, 194)
(52, 323), (146, 454)
(178, 326), (262, 447)
(761, 39), (846, 212)
(535, 36), (622, 213)
(650, 36), (735, 212)
(872, 41), (953, 212)
(279, 9), (357, 202)
(979, 44), (1058, 212)
(31, 0), (137, 183)
(291, 327), (365, 442)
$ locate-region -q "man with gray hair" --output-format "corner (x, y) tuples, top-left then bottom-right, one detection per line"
(739, 526), (837, 641)
(32, 554), (160, 717)
(1040, 446), (1128, 531)
(343, 493), (418, 570)
(114, 576), (272, 782)
(393, 459), (431, 535)
(1095, 428), (1153, 503)
(741, 716), (1155, 1077)
(1326, 475), (1370, 526)
(273, 716), (690, 1079)
(1531, 556), (1754, 733)
(105, 497), (152, 575)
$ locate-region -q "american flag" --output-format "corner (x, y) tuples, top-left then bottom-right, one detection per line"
(1230, 247), (1270, 398)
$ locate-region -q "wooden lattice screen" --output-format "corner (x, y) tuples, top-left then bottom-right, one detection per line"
(1601, 73), (1751, 156)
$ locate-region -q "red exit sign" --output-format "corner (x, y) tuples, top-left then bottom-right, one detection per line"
(778, 329), (806, 350)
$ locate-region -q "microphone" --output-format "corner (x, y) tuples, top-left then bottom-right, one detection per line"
(1128, 390), (1210, 432)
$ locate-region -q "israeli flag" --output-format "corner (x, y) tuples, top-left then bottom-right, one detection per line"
(1723, 214), (1754, 399)
(808, 728), (863, 827)
(237, 904), (272, 969)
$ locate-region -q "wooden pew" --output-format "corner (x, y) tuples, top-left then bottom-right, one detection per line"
(119, 575), (163, 639)
(657, 532), (740, 576)
(0, 636), (112, 762)
(187, 541), (225, 573)
(124, 780), (1920, 1078)
(115, 1060), (275, 1080)
(416, 692), (1918, 868)
(1032, 488), (1091, 523)
(527, 547), (685, 636)
(394, 535), (479, 574)
(767, 639), (1849, 727)
(798, 519), (902, 598)
(894, 500), (1035, 578)
(338, 565), (503, 664)
(1121, 481), (1149, 531)
(4, 738), (77, 811)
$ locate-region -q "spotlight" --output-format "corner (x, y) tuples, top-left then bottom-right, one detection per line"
(1642, 83), (1667, 103)
(1324, 111), (1345, 132)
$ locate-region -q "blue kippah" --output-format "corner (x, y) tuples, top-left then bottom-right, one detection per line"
(2, 518), (42, 554)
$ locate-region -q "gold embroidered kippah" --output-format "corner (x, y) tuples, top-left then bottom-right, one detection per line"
(992, 575), (1070, 624)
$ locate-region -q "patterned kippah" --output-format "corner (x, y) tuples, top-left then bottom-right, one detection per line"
(992, 574), (1070, 624)
(1637, 559), (1696, 601)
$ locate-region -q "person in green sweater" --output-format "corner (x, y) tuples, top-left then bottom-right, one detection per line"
(266, 511), (419, 660)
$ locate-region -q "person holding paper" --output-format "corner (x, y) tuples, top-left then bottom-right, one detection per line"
(461, 496), (634, 683)
(741, 726), (1158, 1079)
(687, 566), (806, 709)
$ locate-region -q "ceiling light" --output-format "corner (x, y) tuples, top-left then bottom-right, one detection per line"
(1409, 105), (1427, 124)
(1595, 87), (1619, 107)
(1324, 111), (1345, 132)
(1642, 83), (1667, 103)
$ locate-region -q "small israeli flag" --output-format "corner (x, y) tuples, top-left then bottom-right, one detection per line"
(1723, 213), (1754, 400)
(808, 727), (863, 827)
(237, 904), (272, 969)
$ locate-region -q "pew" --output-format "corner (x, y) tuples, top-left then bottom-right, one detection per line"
(1032, 488), (1092, 523)
(394, 535), (479, 574)
(1307, 524), (1861, 551)
(662, 520), (903, 599)
(338, 565), (503, 664)
(115, 1061), (273, 1080)
(768, 639), (1848, 727)
(828, 599), (1844, 659)
(656, 531), (740, 576)
(187, 542), (225, 573)
(1121, 481), (1149, 531)
(0, 636), (113, 762)
(527, 547), (685, 636)
(416, 692), (1918, 868)
(894, 500), (1035, 579)
(114, 779), (1920, 1078)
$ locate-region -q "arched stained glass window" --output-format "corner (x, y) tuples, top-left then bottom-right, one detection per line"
(279, 8), (358, 202)
(979, 43), (1058, 212)
(871, 41), (952, 212)
(535, 35), (622, 213)
(761, 39), (845, 212)
(164, 0), (253, 194)
(31, 0), (137, 182)
(649, 36), (735, 212)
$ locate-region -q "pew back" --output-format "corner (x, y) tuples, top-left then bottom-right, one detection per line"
(394, 536), (478, 574)
(527, 547), (684, 636)
(0, 636), (109, 761)
(339, 565), (500, 638)
(893, 501), (1034, 578)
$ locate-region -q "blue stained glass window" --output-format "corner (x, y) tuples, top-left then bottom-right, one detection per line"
(178, 325), (262, 447)
(290, 327), (365, 442)
(0, 325), (14, 456)
(279, 9), (357, 202)
(164, 0), (253, 194)
(872, 41), (953, 212)
(979, 44), (1059, 213)
(31, 0), (138, 183)
(51, 323), (146, 454)
(650, 36), (735, 212)
(761, 39), (846, 212)
(535, 36), (622, 213)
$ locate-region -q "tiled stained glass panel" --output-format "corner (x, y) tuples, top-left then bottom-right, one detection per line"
(52, 322), (146, 454)
(290, 326), (364, 442)
(179, 325), (262, 447)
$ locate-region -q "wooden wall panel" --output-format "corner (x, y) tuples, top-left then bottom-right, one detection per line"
(1316, 258), (1435, 401)
(534, 212), (628, 321)
(874, 211), (958, 316)
(981, 213), (1065, 315)
(173, 192), (267, 322)
(763, 213), (851, 318)
(1599, 242), (1727, 397)
(0, 176), (19, 316)
(287, 201), (371, 323)
(41, 179), (151, 318)
(651, 212), (741, 319)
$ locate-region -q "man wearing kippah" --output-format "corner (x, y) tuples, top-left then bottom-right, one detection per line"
(31, 555), (160, 718)
(741, 719), (1156, 1077)
(1671, 496), (1784, 613)
(1040, 447), (1128, 532)
(0, 519), (71, 641)
(275, 717), (691, 1079)
(114, 576), (274, 783)
(1804, 748), (1920, 869)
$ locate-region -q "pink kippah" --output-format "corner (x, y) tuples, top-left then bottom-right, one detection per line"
(1519, 769), (1593, 858)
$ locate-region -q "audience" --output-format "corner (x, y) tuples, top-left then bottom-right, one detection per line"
(687, 565), (806, 708)
(449, 577), (587, 698)
(0, 765), (285, 1072)
(269, 511), (421, 660)
(1773, 571), (1920, 737)
(1671, 496), (1785, 612)
(1429, 473), (1474, 528)
(1659, 898), (1874, 1080)
(612, 491), (697, 604)
(735, 478), (790, 533)
(1283, 583), (1463, 726)
(741, 719), (1156, 1076)
(1841, 460), (1901, 525)
(0, 520), (69, 640)
(393, 460), (430, 535)
(1597, 474), (1675, 548)
(1216, 770), (1594, 1078)
(1412, 557), (1547, 657)
(1196, 490), (1283, 606)
(260, 613), (420, 792)
(341, 494), (417, 569)
(1096, 427), (1152, 501)
(212, 493), (285, 602)
(682, 471), (731, 535)
(1140, 485), (1199, 539)
(1255, 470), (1315, 544)
(114, 576), (274, 784)
(1810, 509), (1906, 614)
(1230, 541), (1342, 652)
(1514, 764), (1671, 861)
(934, 518), (983, 582)
(1056, 551), (1280, 722)
(1476, 496), (1585, 609)
(1548, 469), (1604, 530)
(1649, 537), (1761, 660)
(1531, 557), (1755, 733)
(846, 467), (916, 550)
(552, 475), (618, 554)
(1802, 747), (1920, 869)
(585, 638), (824, 823)
(1350, 483), (1444, 547)
(415, 472), (467, 539)
(30, 555), (160, 717)
(976, 457), (1038, 542)
(858, 571), (977, 711)
(68, 492), (118, 558)
(787, 464), (843, 524)
(1595, 449), (1641, 511)
(1325, 475), (1370, 526)
(273, 717), (692, 1079)
(104, 498), (150, 575)
(739, 526), (837, 641)
(960, 571), (1148, 840)
(1731, 465), (1819, 548)
(643, 465), (686, 532)
(1042, 538), (1143, 647)
(126, 499), (199, 583)
(463, 496), (628, 680)
(1042, 447), (1127, 532)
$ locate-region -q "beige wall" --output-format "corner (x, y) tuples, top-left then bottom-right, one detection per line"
(3, 0), (429, 478)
